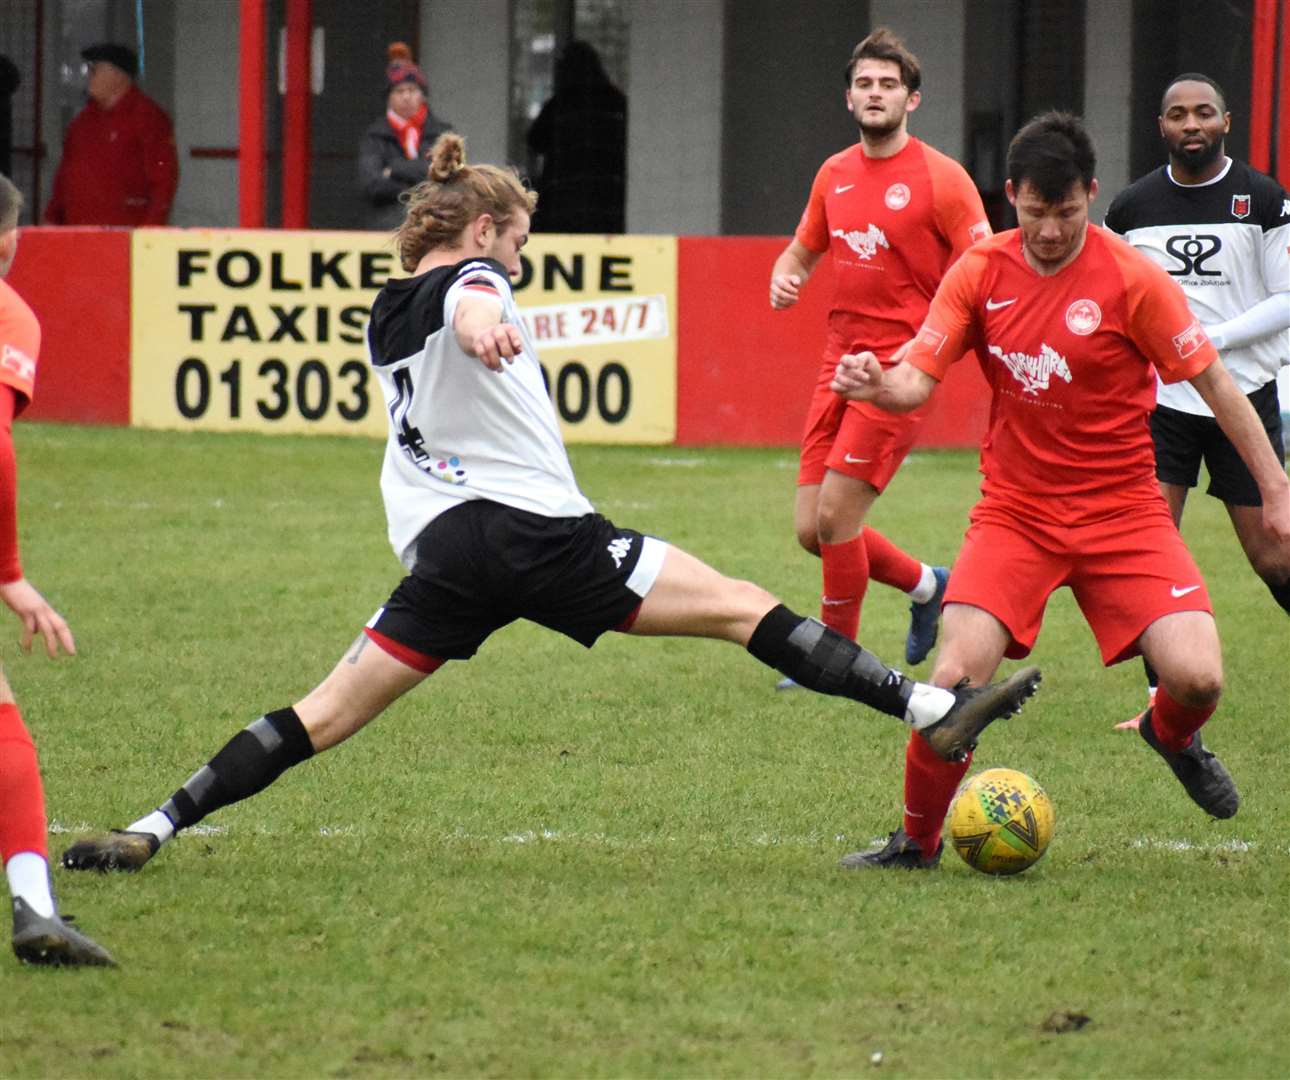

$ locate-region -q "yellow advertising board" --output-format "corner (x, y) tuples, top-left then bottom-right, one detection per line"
(130, 230), (676, 443)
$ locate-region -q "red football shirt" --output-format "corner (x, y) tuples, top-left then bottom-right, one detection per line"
(905, 225), (1217, 524)
(0, 279), (38, 582)
(795, 136), (990, 361)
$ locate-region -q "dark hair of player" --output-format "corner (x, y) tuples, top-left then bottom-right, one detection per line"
(0, 173), (22, 233)
(1160, 72), (1227, 114)
(845, 27), (921, 92)
(1006, 111), (1097, 204)
(396, 133), (538, 272)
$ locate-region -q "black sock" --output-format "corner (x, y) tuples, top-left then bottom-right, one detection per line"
(160, 707), (315, 831)
(747, 604), (912, 719)
(1143, 657), (1158, 690)
(1267, 575), (1290, 616)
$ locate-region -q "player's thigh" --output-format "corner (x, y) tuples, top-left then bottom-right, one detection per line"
(1068, 506), (1213, 666)
(940, 507), (1068, 662)
(629, 544), (777, 645)
(816, 468), (880, 542)
(1137, 610), (1223, 707)
(1225, 502), (1290, 581)
(294, 634), (431, 752)
(932, 603), (1011, 688)
(0, 664), (14, 705)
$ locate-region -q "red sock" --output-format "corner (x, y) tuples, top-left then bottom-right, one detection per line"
(863, 527), (922, 593)
(0, 703), (49, 862)
(820, 535), (869, 640)
(1150, 685), (1215, 753)
(902, 731), (970, 855)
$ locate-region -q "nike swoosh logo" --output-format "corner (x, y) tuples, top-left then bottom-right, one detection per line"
(1171, 585), (1201, 597)
(821, 597), (852, 606)
(985, 297), (1017, 310)
(843, 453), (871, 464)
(834, 184), (855, 194)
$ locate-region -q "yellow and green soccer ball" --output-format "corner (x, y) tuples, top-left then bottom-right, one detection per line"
(948, 767), (1055, 875)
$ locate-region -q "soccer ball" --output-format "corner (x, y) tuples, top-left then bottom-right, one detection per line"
(948, 767), (1054, 875)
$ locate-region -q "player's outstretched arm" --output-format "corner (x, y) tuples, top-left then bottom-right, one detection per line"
(453, 292), (522, 371)
(0, 578), (75, 658)
(832, 353), (936, 413)
(1190, 360), (1290, 542)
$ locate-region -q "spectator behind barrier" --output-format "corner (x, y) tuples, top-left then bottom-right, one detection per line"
(43, 43), (178, 226)
(357, 42), (453, 232)
(527, 40), (627, 234)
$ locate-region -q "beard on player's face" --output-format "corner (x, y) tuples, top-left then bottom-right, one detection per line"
(858, 111), (903, 138)
(1169, 135), (1223, 171)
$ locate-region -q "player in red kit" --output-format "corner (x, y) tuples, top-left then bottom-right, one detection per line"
(0, 174), (114, 964)
(770, 28), (991, 680)
(830, 113), (1290, 869)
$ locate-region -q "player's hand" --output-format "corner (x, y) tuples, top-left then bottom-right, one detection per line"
(831, 351), (884, 401)
(0, 578), (75, 658)
(770, 273), (802, 310)
(469, 323), (525, 371)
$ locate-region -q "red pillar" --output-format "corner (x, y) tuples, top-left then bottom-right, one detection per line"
(238, 0), (266, 227)
(282, 0), (312, 229)
(1249, 0), (1276, 174)
(1276, 0), (1290, 187)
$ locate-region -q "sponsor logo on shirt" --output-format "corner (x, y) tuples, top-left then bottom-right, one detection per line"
(1230, 194), (1251, 219)
(1171, 320), (1208, 360)
(1064, 299), (1102, 336)
(968, 220), (991, 243)
(987, 342), (1072, 395)
(0, 343), (34, 383)
(607, 536), (634, 568)
(1164, 234), (1223, 277)
(884, 183), (911, 210)
(830, 224), (890, 261)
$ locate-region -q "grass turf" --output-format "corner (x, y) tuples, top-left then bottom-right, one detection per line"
(1, 424), (1286, 1078)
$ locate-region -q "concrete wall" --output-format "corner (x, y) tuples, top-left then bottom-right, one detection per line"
(1083, 0), (1132, 210)
(422, 0), (510, 168)
(625, 0), (725, 235)
(871, 0), (965, 162)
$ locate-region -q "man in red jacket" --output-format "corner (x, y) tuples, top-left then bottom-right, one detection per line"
(43, 43), (178, 226)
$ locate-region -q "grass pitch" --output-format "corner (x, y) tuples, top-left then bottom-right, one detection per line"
(1, 424), (1287, 1079)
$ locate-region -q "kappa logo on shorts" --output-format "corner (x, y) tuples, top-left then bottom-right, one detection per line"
(830, 224), (889, 261)
(988, 342), (1072, 395)
(607, 537), (634, 568)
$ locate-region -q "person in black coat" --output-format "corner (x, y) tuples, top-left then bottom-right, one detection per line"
(357, 42), (452, 231)
(527, 40), (627, 234)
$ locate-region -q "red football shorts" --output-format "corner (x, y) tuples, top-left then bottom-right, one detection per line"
(944, 498), (1213, 665)
(797, 355), (928, 491)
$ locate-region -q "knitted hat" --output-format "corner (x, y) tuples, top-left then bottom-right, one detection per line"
(81, 42), (139, 79)
(385, 42), (427, 95)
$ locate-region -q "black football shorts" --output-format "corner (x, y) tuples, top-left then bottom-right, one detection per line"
(368, 500), (667, 662)
(1151, 380), (1285, 506)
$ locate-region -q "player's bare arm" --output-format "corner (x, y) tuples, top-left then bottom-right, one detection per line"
(1189, 360), (1290, 541)
(831, 352), (936, 413)
(453, 292), (522, 371)
(769, 239), (823, 309)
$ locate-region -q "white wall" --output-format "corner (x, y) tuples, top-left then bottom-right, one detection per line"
(871, 0), (965, 162)
(625, 0), (724, 235)
(1083, 0), (1132, 210)
(422, 0), (510, 167)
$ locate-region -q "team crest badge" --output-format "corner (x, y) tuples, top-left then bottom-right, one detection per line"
(885, 183), (911, 210)
(1065, 299), (1101, 336)
(1231, 194), (1251, 219)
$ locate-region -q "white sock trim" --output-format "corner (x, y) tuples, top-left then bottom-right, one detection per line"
(127, 809), (176, 845)
(5, 852), (55, 918)
(908, 564), (938, 603)
(905, 683), (956, 730)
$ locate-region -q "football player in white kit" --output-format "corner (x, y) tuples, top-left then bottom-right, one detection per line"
(61, 135), (1039, 880)
(1104, 73), (1290, 729)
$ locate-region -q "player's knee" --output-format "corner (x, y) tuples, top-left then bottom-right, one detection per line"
(814, 503), (856, 546)
(794, 522), (820, 556)
(1247, 545), (1290, 585)
(1166, 667), (1223, 709)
